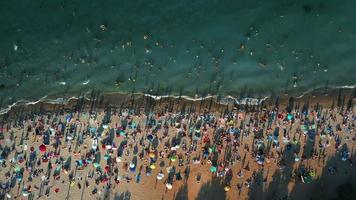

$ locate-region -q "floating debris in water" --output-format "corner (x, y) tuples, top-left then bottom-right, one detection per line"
(82, 80), (90, 85)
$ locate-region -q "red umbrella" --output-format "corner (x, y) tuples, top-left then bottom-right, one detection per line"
(39, 144), (46, 152)
(278, 114), (283, 119)
(105, 166), (110, 173)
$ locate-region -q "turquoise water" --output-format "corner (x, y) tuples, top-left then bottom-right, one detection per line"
(0, 0), (355, 109)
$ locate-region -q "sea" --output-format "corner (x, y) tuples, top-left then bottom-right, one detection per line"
(0, 0), (355, 113)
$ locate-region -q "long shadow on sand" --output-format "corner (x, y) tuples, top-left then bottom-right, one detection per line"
(114, 191), (132, 200)
(174, 178), (226, 200)
(247, 143), (356, 200)
(175, 184), (188, 200)
(288, 144), (356, 200)
(194, 178), (226, 200)
(175, 178), (226, 200)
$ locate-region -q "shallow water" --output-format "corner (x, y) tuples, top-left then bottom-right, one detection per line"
(0, 0), (355, 109)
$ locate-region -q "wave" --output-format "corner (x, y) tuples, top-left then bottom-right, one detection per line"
(295, 84), (356, 98)
(0, 84), (354, 116)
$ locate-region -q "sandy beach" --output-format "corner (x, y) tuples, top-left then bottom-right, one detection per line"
(0, 89), (355, 200)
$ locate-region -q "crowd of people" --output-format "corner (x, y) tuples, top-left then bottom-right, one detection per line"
(0, 99), (354, 199)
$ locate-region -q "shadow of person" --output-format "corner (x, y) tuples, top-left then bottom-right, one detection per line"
(114, 191), (131, 200)
(195, 178), (226, 200)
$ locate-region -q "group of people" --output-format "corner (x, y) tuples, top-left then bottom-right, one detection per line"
(0, 99), (354, 199)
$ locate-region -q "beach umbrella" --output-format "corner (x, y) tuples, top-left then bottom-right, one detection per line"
(39, 144), (46, 152)
(67, 134), (73, 140)
(70, 180), (75, 187)
(170, 155), (177, 162)
(131, 122), (137, 129)
(129, 162), (135, 168)
(309, 171), (316, 177)
(129, 162), (136, 172)
(104, 154), (110, 160)
(116, 157), (122, 163)
(16, 175), (23, 182)
(129, 167), (136, 173)
(166, 183), (173, 190)
(277, 114), (283, 120)
(14, 165), (21, 173)
(224, 185), (231, 192)
(149, 152), (156, 158)
(341, 150), (349, 161)
(295, 156), (301, 162)
(92, 139), (98, 150)
(93, 162), (100, 168)
(105, 166), (110, 173)
(147, 134), (154, 141)
(210, 166), (217, 173)
(208, 147), (213, 153)
(119, 130), (126, 136)
(150, 164), (156, 170)
(304, 176), (312, 184)
(76, 160), (83, 167)
(66, 115), (71, 123)
(106, 144), (112, 150)
(203, 150), (209, 157)
(156, 172), (164, 180)
(287, 113), (293, 120)
(54, 188), (60, 193)
(22, 191), (30, 197)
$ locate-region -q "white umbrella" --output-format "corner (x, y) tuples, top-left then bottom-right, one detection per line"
(156, 173), (164, 180)
(166, 183), (173, 190)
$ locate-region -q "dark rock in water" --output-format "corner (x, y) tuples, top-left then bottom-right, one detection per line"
(0, 84), (5, 90)
(303, 4), (313, 13)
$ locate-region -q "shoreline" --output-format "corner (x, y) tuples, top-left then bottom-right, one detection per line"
(1, 87), (355, 119)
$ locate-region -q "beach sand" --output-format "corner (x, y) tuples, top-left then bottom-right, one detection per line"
(0, 89), (355, 200)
